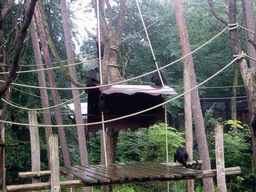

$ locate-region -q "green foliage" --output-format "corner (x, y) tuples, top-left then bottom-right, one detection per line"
(225, 120), (244, 129)
(88, 132), (101, 165)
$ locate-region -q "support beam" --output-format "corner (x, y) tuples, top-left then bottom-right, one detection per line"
(7, 166), (241, 191)
(28, 110), (41, 190)
(215, 124), (227, 192)
(49, 135), (60, 192)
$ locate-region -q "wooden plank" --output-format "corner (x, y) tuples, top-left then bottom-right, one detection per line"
(75, 165), (134, 182)
(137, 162), (200, 177)
(108, 164), (161, 180)
(7, 166), (241, 191)
(113, 163), (164, 180)
(19, 170), (51, 178)
(60, 166), (98, 184)
(49, 135), (60, 192)
(215, 124), (227, 192)
(75, 165), (123, 182)
(28, 110), (41, 191)
(67, 166), (110, 183)
(119, 162), (179, 179)
(87, 164), (130, 181)
(161, 160), (202, 167)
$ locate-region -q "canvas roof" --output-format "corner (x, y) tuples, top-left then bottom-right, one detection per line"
(100, 85), (178, 96)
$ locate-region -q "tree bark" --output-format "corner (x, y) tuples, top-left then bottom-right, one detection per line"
(90, 1), (126, 191)
(34, 3), (71, 169)
(174, 0), (215, 191)
(30, 15), (53, 167)
(173, 0), (194, 191)
(228, 0), (256, 172)
(59, 0), (89, 191)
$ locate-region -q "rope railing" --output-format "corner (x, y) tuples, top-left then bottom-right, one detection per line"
(0, 55), (238, 127)
(0, 26), (229, 93)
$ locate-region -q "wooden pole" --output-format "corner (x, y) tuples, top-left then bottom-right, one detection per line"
(173, 0), (193, 191)
(0, 121), (5, 191)
(49, 134), (60, 192)
(28, 110), (41, 191)
(215, 124), (227, 192)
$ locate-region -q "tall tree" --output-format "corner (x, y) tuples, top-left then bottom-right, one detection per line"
(59, 0), (89, 168)
(88, 1), (126, 191)
(34, 2), (71, 170)
(173, 0), (193, 191)
(208, 0), (256, 173)
(30, 14), (53, 167)
(174, 0), (215, 191)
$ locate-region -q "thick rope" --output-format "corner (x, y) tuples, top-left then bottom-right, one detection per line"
(1, 91), (85, 111)
(0, 26), (228, 92)
(0, 56), (238, 127)
(96, 0), (108, 166)
(135, 0), (164, 86)
(0, 59), (98, 75)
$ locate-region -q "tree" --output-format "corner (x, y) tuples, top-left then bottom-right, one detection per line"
(208, 0), (256, 173)
(173, 1), (215, 191)
(0, 0), (38, 188)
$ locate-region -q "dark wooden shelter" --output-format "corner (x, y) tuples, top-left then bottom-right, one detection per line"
(87, 85), (178, 132)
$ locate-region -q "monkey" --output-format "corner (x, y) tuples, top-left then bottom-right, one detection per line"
(85, 67), (100, 87)
(174, 146), (198, 169)
(150, 70), (166, 86)
(98, 93), (108, 112)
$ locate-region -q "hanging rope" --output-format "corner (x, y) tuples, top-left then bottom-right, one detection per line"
(135, 0), (165, 86)
(96, 0), (108, 167)
(0, 55), (238, 128)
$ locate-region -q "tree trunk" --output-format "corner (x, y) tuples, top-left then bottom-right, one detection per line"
(229, 0), (256, 172)
(59, 0), (90, 191)
(30, 15), (53, 166)
(173, 0), (194, 191)
(174, 0), (215, 191)
(231, 62), (238, 132)
(0, 0), (38, 98)
(34, 3), (71, 169)
(241, 0), (256, 68)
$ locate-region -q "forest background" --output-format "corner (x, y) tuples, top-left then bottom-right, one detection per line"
(1, 0), (254, 191)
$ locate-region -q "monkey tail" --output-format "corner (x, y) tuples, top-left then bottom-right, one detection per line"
(186, 159), (198, 169)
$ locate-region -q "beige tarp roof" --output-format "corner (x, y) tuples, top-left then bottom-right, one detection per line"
(100, 85), (178, 96)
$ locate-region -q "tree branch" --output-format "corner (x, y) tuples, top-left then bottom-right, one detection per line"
(208, 0), (229, 25)
(38, 0), (85, 88)
(0, 0), (38, 99)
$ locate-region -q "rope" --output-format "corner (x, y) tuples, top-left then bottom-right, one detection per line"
(135, 0), (164, 86)
(233, 51), (246, 60)
(0, 26), (228, 92)
(0, 59), (98, 75)
(0, 56), (238, 127)
(1, 91), (85, 111)
(96, 0), (108, 167)
(228, 22), (239, 31)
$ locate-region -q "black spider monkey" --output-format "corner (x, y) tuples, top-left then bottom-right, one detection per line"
(150, 70), (167, 86)
(98, 93), (108, 112)
(174, 146), (198, 169)
(85, 67), (100, 87)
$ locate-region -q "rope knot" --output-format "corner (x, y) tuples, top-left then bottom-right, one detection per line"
(233, 51), (246, 60)
(110, 45), (119, 52)
(228, 22), (239, 31)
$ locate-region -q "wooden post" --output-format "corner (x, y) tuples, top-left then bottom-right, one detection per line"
(28, 110), (41, 191)
(49, 134), (60, 192)
(215, 124), (227, 192)
(0, 121), (6, 192)
(173, 0), (194, 191)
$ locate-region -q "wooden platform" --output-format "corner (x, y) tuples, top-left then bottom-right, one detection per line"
(6, 163), (241, 191)
(60, 162), (204, 186)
